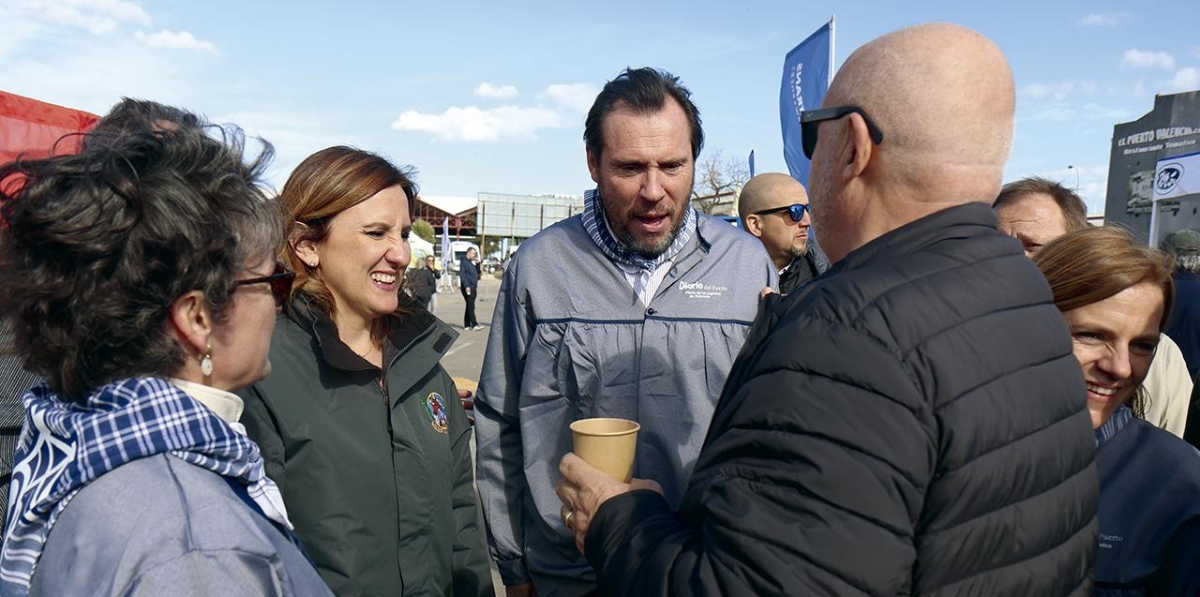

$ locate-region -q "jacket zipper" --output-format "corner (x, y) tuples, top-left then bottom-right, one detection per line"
(378, 321), (436, 434)
(380, 350), (401, 435)
(379, 349), (404, 592)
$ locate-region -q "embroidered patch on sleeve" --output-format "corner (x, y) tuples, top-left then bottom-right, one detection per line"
(423, 392), (450, 434)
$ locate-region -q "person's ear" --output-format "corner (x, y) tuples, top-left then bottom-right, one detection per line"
(290, 222), (319, 269)
(841, 113), (875, 182)
(168, 290), (214, 358)
(744, 214), (765, 238)
(586, 147), (601, 184)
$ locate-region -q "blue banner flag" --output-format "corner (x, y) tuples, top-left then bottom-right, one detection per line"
(748, 149), (756, 178)
(780, 21), (833, 186)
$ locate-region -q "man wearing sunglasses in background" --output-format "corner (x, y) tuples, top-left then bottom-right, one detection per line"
(738, 172), (828, 293)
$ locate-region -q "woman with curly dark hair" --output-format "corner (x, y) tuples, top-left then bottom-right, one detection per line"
(0, 115), (331, 596)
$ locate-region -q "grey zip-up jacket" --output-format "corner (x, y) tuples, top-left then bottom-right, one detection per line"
(474, 212), (775, 596)
(30, 454), (333, 597)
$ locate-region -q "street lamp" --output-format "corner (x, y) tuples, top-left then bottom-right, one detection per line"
(1067, 165), (1080, 191)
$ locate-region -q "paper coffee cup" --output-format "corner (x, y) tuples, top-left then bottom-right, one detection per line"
(570, 418), (640, 483)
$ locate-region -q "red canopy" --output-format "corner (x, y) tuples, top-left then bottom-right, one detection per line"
(0, 90), (100, 164)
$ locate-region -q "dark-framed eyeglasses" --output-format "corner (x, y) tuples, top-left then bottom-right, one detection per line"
(754, 203), (810, 223)
(800, 106), (885, 160)
(234, 262), (295, 307)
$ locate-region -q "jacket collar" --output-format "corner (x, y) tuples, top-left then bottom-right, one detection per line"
(285, 293), (456, 374)
(826, 202), (999, 276)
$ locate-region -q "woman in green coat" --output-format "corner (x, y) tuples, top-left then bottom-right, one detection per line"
(240, 146), (493, 597)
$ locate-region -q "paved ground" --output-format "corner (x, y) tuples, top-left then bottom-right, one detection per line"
(430, 274), (501, 391)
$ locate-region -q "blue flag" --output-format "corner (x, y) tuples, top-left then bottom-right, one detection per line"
(780, 21), (833, 186)
(748, 149), (756, 178)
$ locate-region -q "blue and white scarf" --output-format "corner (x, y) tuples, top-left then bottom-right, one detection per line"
(0, 377), (289, 595)
(581, 188), (697, 271)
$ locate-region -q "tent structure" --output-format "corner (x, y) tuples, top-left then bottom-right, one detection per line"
(1, 90), (99, 164)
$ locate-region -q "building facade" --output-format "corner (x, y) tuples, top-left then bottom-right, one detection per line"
(1104, 91), (1200, 244)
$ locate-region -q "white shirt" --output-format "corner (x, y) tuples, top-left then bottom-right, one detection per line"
(616, 258), (675, 307)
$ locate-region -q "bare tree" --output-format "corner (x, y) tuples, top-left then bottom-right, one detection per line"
(691, 149), (749, 215)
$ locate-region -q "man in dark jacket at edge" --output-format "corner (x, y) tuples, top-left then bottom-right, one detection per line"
(556, 23), (1099, 596)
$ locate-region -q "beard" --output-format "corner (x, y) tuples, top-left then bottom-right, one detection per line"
(603, 203), (686, 259)
(787, 241), (809, 260)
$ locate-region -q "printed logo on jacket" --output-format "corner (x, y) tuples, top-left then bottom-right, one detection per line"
(678, 280), (728, 300)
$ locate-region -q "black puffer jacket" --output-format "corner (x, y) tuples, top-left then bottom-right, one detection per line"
(586, 203), (1099, 596)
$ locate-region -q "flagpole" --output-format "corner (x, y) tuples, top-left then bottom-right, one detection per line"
(829, 15), (837, 84)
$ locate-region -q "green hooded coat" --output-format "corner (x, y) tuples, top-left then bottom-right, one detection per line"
(240, 295), (492, 597)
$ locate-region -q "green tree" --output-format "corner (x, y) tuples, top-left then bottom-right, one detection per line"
(412, 218), (435, 243)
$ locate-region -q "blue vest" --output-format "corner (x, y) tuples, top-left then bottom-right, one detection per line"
(1094, 417), (1200, 595)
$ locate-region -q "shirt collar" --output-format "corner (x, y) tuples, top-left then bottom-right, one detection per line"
(168, 378), (245, 423)
(1094, 404), (1134, 448)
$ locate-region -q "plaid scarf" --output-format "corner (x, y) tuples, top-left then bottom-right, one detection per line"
(581, 188), (696, 271)
(0, 377), (288, 595)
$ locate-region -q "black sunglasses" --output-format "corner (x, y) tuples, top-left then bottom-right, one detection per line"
(799, 106), (885, 160)
(754, 203), (810, 223)
(235, 262), (296, 307)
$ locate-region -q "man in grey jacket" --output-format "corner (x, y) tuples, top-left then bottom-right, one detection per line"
(474, 67), (776, 597)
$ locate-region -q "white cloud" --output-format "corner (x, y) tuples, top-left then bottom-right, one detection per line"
(17, 0), (150, 34)
(1122, 49), (1176, 70)
(1022, 101), (1132, 124)
(1081, 103), (1132, 121)
(392, 82), (597, 141)
(391, 106), (568, 141)
(1024, 104), (1075, 122)
(1020, 82), (1074, 101)
(474, 83), (519, 100)
(1167, 67), (1200, 92)
(1078, 12), (1124, 27)
(134, 29), (217, 53)
(539, 83), (598, 113)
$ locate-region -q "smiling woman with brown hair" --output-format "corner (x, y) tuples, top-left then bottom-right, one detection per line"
(239, 146), (492, 597)
(1035, 226), (1200, 595)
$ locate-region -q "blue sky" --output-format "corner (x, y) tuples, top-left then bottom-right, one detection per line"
(3, 0), (1198, 214)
